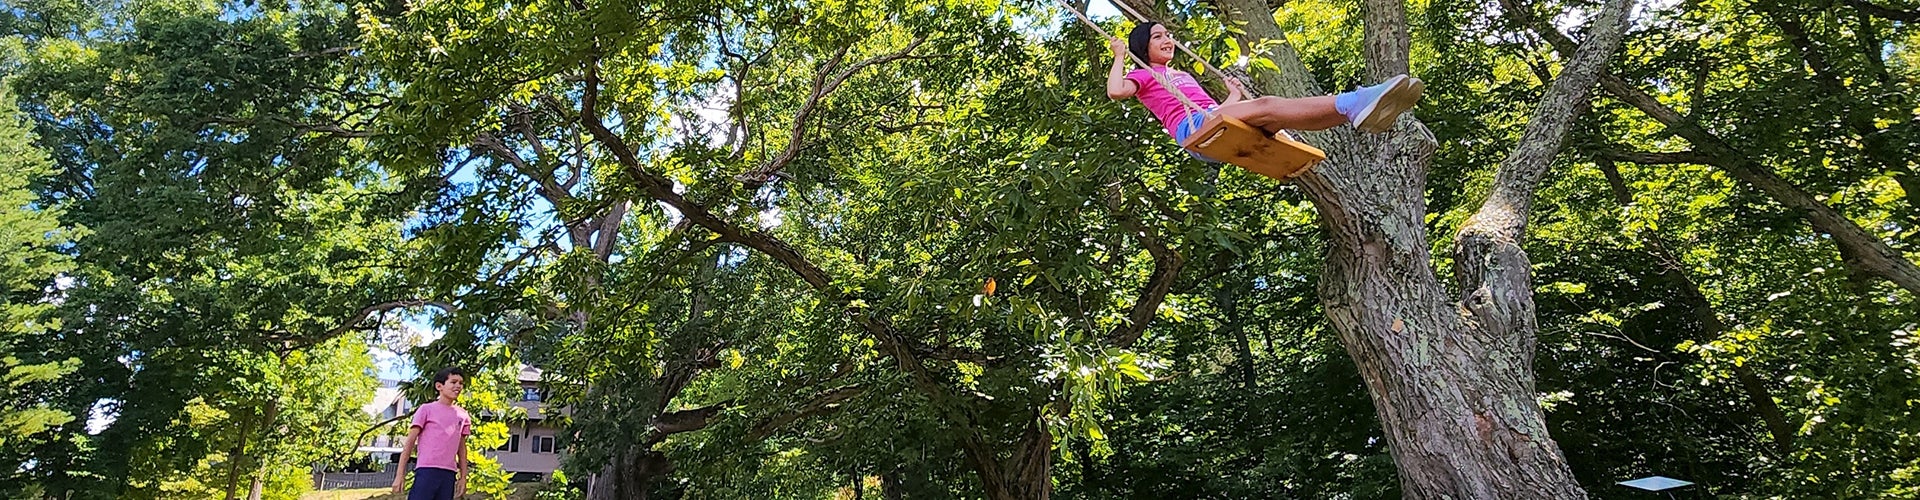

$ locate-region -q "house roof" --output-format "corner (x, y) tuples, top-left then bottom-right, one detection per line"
(363, 387), (405, 417)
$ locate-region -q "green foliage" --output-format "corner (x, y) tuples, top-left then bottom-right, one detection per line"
(118, 335), (378, 500)
(4, 0), (421, 496)
(2, 0), (1916, 497)
(0, 73), (83, 492)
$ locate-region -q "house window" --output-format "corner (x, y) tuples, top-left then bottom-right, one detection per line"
(497, 434), (520, 453)
(533, 436), (555, 454)
(522, 387), (542, 402)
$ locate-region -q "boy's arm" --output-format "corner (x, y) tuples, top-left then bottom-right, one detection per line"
(454, 433), (469, 498)
(391, 427), (422, 493)
(1106, 39), (1137, 100)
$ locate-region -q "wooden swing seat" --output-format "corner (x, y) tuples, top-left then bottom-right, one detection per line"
(1178, 114), (1326, 181)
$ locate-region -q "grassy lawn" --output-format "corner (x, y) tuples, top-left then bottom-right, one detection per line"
(301, 484), (542, 500)
(299, 488), (388, 500)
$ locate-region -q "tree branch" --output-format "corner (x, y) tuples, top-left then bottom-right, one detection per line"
(1101, 183), (1186, 347)
(473, 131), (568, 205)
(480, 238), (561, 287)
(592, 200), (630, 260)
(643, 402), (729, 445)
(583, 53), (1010, 494)
(1505, 1), (1920, 294)
(208, 116), (375, 138)
(582, 58), (837, 290)
(1593, 157), (1799, 455)
(747, 384), (866, 441)
(916, 343), (995, 364)
(343, 413), (409, 459)
(1455, 0), (1632, 342)
(326, 300), (457, 338)
(736, 37), (929, 185)
(1595, 150), (1713, 165)
(1360, 0), (1413, 82)
(654, 341), (729, 414)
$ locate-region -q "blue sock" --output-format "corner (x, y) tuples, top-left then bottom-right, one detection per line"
(1334, 79), (1393, 121)
(1335, 89), (1366, 117)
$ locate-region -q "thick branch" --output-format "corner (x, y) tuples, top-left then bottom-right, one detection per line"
(582, 61), (836, 290)
(1456, 0), (1633, 316)
(1102, 183), (1185, 347)
(655, 341), (729, 414)
(747, 384), (866, 441)
(1209, 0), (1324, 98)
(645, 402), (728, 444)
(593, 201), (630, 260)
(1360, 0), (1413, 82)
(584, 55), (1016, 499)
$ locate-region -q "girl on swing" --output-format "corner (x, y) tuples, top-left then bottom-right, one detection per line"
(1107, 22), (1424, 160)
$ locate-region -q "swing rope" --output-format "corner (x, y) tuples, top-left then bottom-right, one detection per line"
(1053, 0), (1211, 118)
(1053, 0), (1329, 182)
(1096, 0), (1249, 96)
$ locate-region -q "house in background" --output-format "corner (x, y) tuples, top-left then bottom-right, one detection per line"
(316, 367), (568, 490)
(485, 365), (568, 482)
(358, 380), (413, 460)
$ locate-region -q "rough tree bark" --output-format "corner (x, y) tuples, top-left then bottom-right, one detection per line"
(1203, 0), (1635, 496)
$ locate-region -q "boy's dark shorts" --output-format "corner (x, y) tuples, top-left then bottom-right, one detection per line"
(408, 466), (458, 500)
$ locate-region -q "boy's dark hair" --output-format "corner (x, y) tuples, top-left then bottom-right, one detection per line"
(432, 367), (466, 387)
(1128, 22), (1161, 65)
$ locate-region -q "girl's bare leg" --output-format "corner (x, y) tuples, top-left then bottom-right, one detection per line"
(1212, 95), (1346, 135)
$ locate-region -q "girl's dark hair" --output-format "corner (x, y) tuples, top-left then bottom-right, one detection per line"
(1128, 21), (1160, 64)
(432, 367), (466, 386)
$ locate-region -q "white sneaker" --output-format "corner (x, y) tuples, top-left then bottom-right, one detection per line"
(1350, 75), (1425, 132)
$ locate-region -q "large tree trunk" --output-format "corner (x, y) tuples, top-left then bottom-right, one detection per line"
(587, 446), (674, 500)
(951, 413), (1054, 500)
(1202, 0), (1634, 495)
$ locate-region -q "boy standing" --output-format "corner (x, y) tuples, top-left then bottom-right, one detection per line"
(392, 367), (472, 500)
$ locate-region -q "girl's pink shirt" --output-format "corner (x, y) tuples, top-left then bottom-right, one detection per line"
(1126, 65), (1218, 134)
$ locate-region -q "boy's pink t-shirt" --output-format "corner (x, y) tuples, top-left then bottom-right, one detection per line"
(1125, 65), (1218, 134)
(410, 401), (472, 471)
